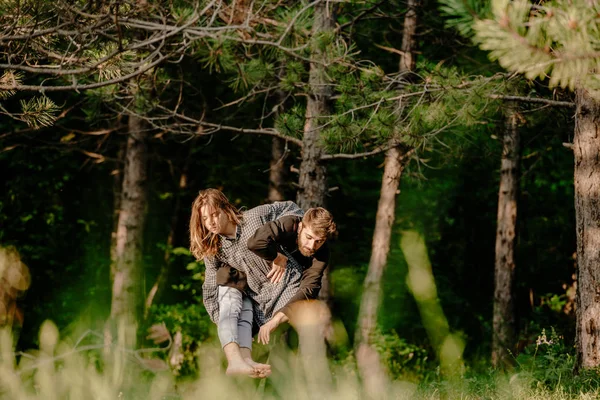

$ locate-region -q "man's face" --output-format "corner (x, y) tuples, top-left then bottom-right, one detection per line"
(297, 223), (326, 256)
(200, 204), (229, 235)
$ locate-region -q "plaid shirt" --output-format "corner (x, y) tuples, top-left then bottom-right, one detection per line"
(202, 201), (305, 325)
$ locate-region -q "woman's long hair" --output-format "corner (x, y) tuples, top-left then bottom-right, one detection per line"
(189, 189), (242, 260)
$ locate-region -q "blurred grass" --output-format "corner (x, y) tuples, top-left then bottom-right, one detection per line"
(0, 317), (598, 399)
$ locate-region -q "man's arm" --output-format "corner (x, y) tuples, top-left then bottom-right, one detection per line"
(251, 201), (303, 226)
(248, 214), (300, 283)
(258, 257), (328, 344)
(247, 215), (300, 262)
(270, 200), (304, 220)
(278, 247), (330, 318)
(202, 256), (220, 324)
(257, 311), (289, 345)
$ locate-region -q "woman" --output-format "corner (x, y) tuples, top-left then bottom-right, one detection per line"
(189, 188), (304, 378)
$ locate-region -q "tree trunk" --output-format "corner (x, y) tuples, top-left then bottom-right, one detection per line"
(574, 88), (600, 370)
(296, 2), (335, 305)
(355, 0), (418, 390)
(296, 2), (333, 210)
(355, 146), (412, 388)
(110, 140), (126, 282)
(492, 104), (520, 369)
(269, 85), (289, 202)
(110, 114), (149, 334)
(144, 154), (190, 319)
(268, 138), (287, 202)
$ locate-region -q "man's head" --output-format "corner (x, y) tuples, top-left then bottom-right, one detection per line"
(297, 207), (337, 257)
(190, 189), (242, 259)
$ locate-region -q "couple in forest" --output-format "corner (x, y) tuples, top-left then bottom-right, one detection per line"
(189, 189), (337, 378)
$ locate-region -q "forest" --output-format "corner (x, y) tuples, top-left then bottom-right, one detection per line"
(1, 0), (599, 398)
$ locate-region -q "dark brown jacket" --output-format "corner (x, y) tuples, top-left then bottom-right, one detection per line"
(218, 215), (330, 317)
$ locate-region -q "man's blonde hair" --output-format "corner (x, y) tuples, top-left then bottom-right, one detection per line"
(302, 207), (337, 239)
(189, 189), (242, 260)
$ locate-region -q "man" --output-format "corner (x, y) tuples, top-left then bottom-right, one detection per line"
(247, 207), (337, 344)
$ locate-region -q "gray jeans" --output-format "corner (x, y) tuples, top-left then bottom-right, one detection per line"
(218, 286), (253, 349)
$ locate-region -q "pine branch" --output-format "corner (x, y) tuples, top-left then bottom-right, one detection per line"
(337, 0), (388, 32)
(474, 0), (600, 91)
(489, 94), (575, 107)
(320, 143), (394, 160)
(152, 105), (304, 147)
(6, 96), (61, 129)
(0, 52), (169, 92)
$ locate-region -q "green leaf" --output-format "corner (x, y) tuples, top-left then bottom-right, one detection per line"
(172, 247), (192, 256)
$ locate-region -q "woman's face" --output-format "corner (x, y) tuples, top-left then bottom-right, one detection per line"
(200, 204), (230, 235)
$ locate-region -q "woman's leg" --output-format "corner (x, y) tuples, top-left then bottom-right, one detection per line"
(237, 296), (271, 376)
(218, 286), (259, 377)
(236, 295), (253, 350)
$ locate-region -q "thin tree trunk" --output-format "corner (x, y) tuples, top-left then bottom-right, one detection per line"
(144, 153), (191, 319)
(492, 104), (520, 369)
(268, 138), (287, 202)
(296, 2), (335, 305)
(110, 114), (149, 335)
(355, 0), (418, 391)
(269, 85), (289, 202)
(574, 88), (600, 370)
(355, 146), (412, 390)
(110, 140), (126, 282)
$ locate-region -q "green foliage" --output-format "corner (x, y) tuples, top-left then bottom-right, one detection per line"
(275, 105), (306, 138)
(330, 265), (365, 342)
(473, 0), (600, 92)
(0, 142), (114, 348)
(317, 66), (398, 153)
(84, 85), (120, 117)
(145, 302), (213, 377)
(16, 97), (60, 129)
(196, 39), (238, 74)
(185, 258), (205, 283)
(228, 59), (275, 92)
(280, 61), (307, 92)
(514, 328), (591, 392)
(0, 70), (22, 99)
(373, 329), (429, 381)
(171, 3), (195, 22)
(439, 0), (491, 38)
(84, 43), (136, 81)
(272, 3), (313, 49)
(313, 31), (336, 52)
(0, 71), (59, 128)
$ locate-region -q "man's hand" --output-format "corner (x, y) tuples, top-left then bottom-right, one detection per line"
(257, 318), (279, 345)
(257, 312), (289, 345)
(266, 252), (287, 284)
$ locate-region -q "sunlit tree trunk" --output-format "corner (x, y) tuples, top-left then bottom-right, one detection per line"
(355, 0), (418, 391)
(110, 114), (149, 337)
(492, 104), (520, 369)
(574, 88), (600, 370)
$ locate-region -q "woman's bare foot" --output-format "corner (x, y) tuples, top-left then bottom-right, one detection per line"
(244, 358), (271, 377)
(226, 360), (260, 378)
